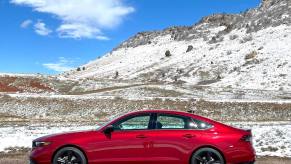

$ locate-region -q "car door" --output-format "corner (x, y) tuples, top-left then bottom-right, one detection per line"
(90, 113), (154, 164)
(149, 113), (203, 164)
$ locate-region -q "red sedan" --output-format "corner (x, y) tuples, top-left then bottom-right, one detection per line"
(30, 110), (255, 164)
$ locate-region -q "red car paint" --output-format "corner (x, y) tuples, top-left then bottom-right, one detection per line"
(30, 110), (256, 164)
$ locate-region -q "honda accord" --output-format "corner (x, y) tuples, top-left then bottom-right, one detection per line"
(30, 110), (255, 164)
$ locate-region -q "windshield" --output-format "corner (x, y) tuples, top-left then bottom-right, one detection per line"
(96, 112), (126, 130)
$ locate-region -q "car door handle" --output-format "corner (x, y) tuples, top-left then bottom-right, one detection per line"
(136, 134), (147, 139)
(183, 134), (195, 138)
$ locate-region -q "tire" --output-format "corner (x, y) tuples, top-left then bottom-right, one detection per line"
(191, 147), (225, 164)
(52, 147), (87, 164)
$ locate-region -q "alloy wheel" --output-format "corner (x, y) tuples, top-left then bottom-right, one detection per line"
(53, 147), (86, 164)
(192, 148), (224, 164)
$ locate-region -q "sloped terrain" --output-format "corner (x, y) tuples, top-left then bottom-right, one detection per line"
(65, 0), (291, 91)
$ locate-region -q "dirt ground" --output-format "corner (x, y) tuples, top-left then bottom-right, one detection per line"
(0, 152), (290, 164)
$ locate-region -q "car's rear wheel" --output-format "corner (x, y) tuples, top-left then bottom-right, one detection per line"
(52, 147), (87, 164)
(191, 147), (225, 164)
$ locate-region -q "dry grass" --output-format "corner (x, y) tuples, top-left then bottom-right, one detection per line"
(256, 157), (291, 164)
(0, 151), (28, 164)
(1, 94), (291, 122)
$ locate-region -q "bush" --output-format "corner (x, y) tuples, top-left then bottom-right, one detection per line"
(165, 50), (171, 57)
(240, 35), (253, 43)
(82, 67), (86, 71)
(114, 71), (119, 79)
(203, 36), (208, 41)
(209, 36), (224, 44)
(77, 67), (81, 71)
(223, 24), (233, 33)
(245, 51), (257, 60)
(186, 45), (193, 53)
(229, 35), (238, 40)
(209, 37), (217, 44)
(227, 50), (232, 55)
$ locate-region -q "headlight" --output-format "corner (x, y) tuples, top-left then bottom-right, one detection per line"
(32, 141), (51, 148)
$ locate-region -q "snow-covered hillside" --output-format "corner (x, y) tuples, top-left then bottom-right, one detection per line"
(66, 0), (291, 91)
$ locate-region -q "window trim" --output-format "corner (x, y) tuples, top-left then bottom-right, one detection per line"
(152, 113), (214, 131)
(112, 113), (155, 131)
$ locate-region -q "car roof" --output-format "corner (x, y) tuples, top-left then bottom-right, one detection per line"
(126, 109), (214, 123)
(130, 109), (190, 115)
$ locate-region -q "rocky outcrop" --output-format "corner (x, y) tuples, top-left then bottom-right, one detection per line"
(116, 0), (290, 49)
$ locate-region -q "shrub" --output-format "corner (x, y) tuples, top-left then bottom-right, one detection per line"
(209, 36), (224, 44)
(114, 71), (119, 79)
(227, 50), (232, 55)
(240, 35), (253, 43)
(82, 67), (86, 71)
(77, 67), (81, 71)
(209, 37), (217, 44)
(229, 35), (238, 40)
(203, 36), (208, 41)
(165, 50), (171, 57)
(245, 51), (257, 60)
(223, 24), (233, 33)
(186, 45), (194, 53)
(177, 69), (183, 74)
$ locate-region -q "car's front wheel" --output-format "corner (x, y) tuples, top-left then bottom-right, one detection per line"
(191, 147), (225, 164)
(52, 147), (87, 164)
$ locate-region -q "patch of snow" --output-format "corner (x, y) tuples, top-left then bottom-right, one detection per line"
(230, 122), (291, 158)
(0, 122), (290, 158)
(0, 124), (94, 152)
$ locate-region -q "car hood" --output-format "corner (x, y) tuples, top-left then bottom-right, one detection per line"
(34, 129), (100, 142)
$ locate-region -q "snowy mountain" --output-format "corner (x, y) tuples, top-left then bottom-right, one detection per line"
(65, 0), (291, 91)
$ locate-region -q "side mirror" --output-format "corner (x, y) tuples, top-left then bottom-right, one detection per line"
(103, 125), (114, 135)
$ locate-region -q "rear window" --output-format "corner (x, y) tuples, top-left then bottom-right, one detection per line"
(189, 119), (213, 130)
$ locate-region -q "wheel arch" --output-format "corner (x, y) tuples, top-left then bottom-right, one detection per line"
(51, 144), (88, 164)
(189, 145), (226, 164)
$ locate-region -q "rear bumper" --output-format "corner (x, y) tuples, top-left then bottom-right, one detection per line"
(225, 145), (256, 164)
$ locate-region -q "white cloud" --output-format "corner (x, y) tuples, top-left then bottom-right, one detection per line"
(34, 20), (52, 36)
(20, 19), (33, 28)
(11, 0), (134, 39)
(56, 23), (110, 40)
(43, 57), (75, 72)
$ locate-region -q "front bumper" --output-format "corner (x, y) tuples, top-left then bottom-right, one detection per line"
(30, 146), (54, 164)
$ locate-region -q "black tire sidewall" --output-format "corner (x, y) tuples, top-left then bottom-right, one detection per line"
(52, 147), (87, 164)
(191, 148), (225, 164)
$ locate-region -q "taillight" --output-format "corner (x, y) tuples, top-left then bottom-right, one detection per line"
(240, 134), (252, 142)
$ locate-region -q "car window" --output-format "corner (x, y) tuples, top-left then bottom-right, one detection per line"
(190, 118), (213, 130)
(114, 115), (151, 130)
(156, 114), (187, 129)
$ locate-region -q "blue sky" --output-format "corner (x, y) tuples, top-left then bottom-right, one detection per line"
(0, 0), (260, 74)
